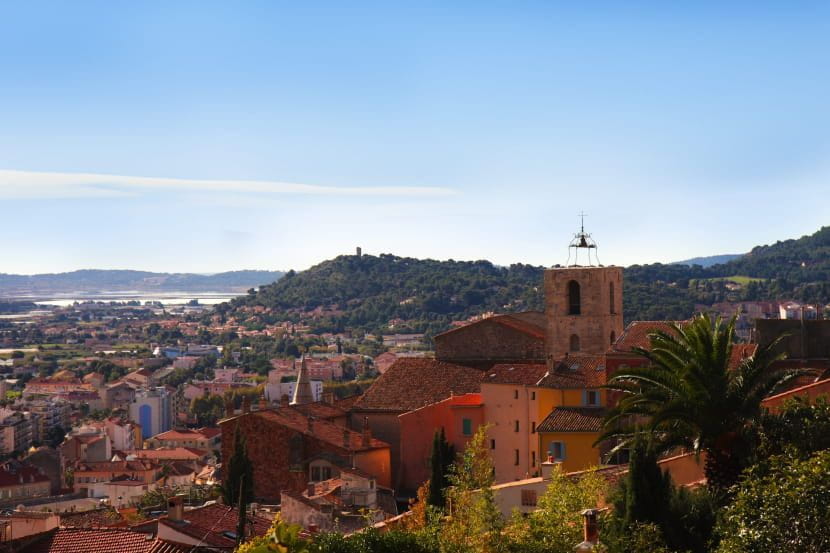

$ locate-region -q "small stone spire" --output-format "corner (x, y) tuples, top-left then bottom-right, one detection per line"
(290, 355), (315, 406)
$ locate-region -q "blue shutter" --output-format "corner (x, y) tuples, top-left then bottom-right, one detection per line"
(561, 441), (567, 460)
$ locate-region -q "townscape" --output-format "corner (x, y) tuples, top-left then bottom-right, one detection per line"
(0, 226), (828, 552)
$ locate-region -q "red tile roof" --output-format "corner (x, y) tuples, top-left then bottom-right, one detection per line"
(226, 407), (389, 452)
(124, 448), (206, 461)
(537, 407), (606, 433)
(0, 461), (49, 488)
(352, 358), (484, 412)
(150, 428), (219, 442)
(485, 364), (549, 386)
(729, 343), (758, 369)
(434, 312), (546, 340)
(610, 321), (685, 353)
(16, 528), (191, 553)
(292, 402), (347, 420)
(536, 354), (606, 389)
(157, 503), (271, 548)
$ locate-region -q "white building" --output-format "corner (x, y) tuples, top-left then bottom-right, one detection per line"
(130, 387), (172, 440)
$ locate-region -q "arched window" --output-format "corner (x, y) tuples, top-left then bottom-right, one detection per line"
(568, 280), (581, 315)
(570, 334), (580, 352)
(609, 282), (616, 314)
(610, 331), (616, 345)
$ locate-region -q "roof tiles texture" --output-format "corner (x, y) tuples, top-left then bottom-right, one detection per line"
(17, 528), (189, 553)
(537, 407), (607, 433)
(353, 358), (484, 412)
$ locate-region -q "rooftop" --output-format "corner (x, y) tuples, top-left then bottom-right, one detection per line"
(537, 406), (607, 433)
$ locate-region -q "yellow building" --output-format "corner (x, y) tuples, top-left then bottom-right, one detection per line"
(534, 354), (607, 472)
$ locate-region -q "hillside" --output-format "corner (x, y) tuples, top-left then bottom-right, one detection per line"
(216, 226), (830, 336)
(0, 269), (285, 296)
(672, 253), (743, 267)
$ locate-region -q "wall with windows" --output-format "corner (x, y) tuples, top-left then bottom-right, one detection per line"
(397, 393), (483, 494)
(481, 383), (540, 484)
(536, 432), (601, 472)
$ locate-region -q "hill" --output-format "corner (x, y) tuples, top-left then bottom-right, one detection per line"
(215, 226), (830, 336)
(672, 254), (743, 267)
(0, 269), (285, 296)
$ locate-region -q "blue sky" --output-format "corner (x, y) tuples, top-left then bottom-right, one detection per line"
(1, 2), (828, 274)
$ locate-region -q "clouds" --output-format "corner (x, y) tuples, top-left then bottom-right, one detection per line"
(0, 169), (456, 200)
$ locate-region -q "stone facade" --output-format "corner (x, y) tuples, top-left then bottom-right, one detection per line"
(544, 266), (624, 360)
(435, 316), (545, 364)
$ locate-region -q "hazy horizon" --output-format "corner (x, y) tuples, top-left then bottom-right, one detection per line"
(2, 3), (828, 274)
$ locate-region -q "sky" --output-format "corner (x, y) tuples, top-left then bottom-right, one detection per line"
(1, 2), (829, 274)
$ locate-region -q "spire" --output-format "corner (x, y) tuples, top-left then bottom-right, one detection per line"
(290, 355), (315, 406)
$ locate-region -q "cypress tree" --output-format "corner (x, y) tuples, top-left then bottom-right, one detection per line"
(223, 424), (254, 507)
(427, 427), (455, 509)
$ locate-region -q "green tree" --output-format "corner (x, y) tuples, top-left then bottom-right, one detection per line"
(222, 424), (254, 507)
(505, 464), (606, 553)
(599, 313), (794, 492)
(717, 450), (830, 553)
(427, 428), (455, 510)
(441, 426), (504, 553)
(44, 425), (66, 448)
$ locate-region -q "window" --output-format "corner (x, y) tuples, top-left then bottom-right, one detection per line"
(514, 449), (520, 465)
(531, 391), (536, 400)
(531, 451), (536, 467)
(514, 389), (519, 399)
(531, 421), (536, 433)
(570, 334), (580, 352)
(462, 418), (473, 436)
(549, 441), (566, 461)
(610, 331), (616, 346)
(521, 490), (537, 507)
(585, 390), (600, 406)
(490, 439), (496, 450)
(514, 420), (520, 432)
(568, 280), (581, 315)
(609, 282), (616, 314)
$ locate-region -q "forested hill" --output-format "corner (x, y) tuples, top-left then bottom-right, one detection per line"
(218, 226), (830, 336)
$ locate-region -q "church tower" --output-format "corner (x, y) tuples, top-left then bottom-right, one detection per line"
(544, 220), (623, 362)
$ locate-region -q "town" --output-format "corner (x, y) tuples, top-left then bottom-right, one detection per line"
(0, 227), (827, 552)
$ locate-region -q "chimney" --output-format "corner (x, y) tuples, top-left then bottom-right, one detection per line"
(167, 495), (185, 522)
(540, 455), (562, 480)
(307, 482), (316, 497)
(242, 396), (251, 414)
(258, 396), (268, 411)
(361, 416), (371, 447)
(574, 509), (600, 552)
(224, 398), (235, 418)
(280, 394), (290, 408)
(324, 392), (335, 405)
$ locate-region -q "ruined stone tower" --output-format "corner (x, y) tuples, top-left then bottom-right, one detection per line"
(544, 220), (623, 361)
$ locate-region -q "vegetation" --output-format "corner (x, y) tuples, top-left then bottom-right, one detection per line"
(223, 425), (254, 507)
(716, 450), (830, 553)
(215, 227), (830, 337)
(427, 428), (455, 510)
(600, 313), (795, 492)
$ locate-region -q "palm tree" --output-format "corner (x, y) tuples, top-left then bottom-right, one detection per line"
(598, 313), (795, 492)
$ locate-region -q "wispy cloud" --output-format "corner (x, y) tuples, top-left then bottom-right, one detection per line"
(0, 170), (457, 199)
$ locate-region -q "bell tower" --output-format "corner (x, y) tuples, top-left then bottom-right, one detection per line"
(544, 217), (623, 362)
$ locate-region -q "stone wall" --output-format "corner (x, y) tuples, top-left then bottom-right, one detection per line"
(544, 266), (624, 360)
(435, 319), (545, 363)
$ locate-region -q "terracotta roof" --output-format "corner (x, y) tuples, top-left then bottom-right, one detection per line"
(0, 462), (49, 487)
(125, 448), (206, 461)
(434, 312), (546, 341)
(225, 408), (389, 452)
(729, 343), (758, 369)
(536, 355), (606, 389)
(485, 364), (549, 386)
(292, 402), (347, 420)
(610, 321), (685, 353)
(16, 528), (192, 553)
(157, 503), (271, 548)
(333, 395), (362, 411)
(537, 407), (606, 433)
(352, 358), (483, 412)
(59, 508), (123, 528)
(150, 428), (218, 442)
(74, 460), (157, 473)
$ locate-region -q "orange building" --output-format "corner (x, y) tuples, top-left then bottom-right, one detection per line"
(398, 393), (484, 493)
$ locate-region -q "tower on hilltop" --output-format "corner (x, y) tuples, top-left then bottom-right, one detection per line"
(544, 215), (623, 362)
